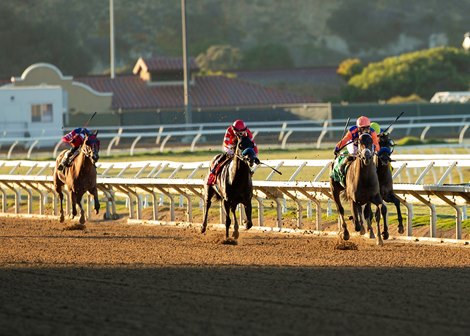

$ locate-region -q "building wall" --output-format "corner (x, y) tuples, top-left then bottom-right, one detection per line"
(11, 63), (112, 119)
(0, 85), (64, 145)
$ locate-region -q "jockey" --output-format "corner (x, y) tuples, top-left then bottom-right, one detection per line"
(207, 119), (260, 185)
(372, 121), (395, 156)
(334, 116), (380, 175)
(57, 127), (92, 171)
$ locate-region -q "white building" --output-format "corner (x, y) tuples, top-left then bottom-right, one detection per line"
(0, 85), (65, 146)
(430, 91), (470, 104)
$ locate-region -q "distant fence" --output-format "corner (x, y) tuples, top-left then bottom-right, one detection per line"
(2, 114), (470, 159)
(0, 156), (469, 244)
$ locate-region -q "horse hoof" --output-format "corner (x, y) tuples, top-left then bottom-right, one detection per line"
(232, 231), (239, 240)
(398, 225), (404, 234)
(201, 226), (207, 234)
(382, 231), (389, 240)
(341, 232), (350, 241)
(59, 215), (65, 223)
(246, 222), (253, 230)
(376, 238), (384, 246)
(80, 217), (86, 225)
(359, 227), (365, 235)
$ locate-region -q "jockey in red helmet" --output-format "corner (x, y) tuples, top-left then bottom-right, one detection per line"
(334, 116), (380, 156)
(207, 119), (259, 185)
(333, 116), (380, 176)
(57, 127), (93, 171)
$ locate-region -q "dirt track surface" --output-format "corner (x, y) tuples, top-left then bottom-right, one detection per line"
(1, 217), (470, 336)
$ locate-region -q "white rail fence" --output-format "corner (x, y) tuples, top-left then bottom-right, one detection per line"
(0, 155), (470, 243)
(2, 114), (470, 159)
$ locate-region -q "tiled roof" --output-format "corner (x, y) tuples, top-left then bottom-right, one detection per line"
(75, 74), (317, 110)
(139, 56), (199, 72)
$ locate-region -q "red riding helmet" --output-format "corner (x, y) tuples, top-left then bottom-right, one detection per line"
(356, 116), (371, 128)
(232, 119), (247, 132)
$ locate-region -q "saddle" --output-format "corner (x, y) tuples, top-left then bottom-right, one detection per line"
(330, 155), (352, 188)
(207, 154), (232, 185)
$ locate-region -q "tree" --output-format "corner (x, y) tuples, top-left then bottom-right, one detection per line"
(196, 45), (242, 72)
(341, 47), (470, 102)
(337, 58), (363, 81)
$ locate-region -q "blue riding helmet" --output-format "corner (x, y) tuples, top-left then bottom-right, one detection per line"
(378, 147), (392, 155)
(242, 148), (256, 157)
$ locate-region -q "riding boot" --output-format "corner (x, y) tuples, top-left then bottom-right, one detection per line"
(58, 148), (76, 171)
(340, 156), (354, 177)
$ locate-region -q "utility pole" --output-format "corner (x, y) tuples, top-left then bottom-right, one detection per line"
(109, 0), (115, 79)
(181, 0), (192, 125)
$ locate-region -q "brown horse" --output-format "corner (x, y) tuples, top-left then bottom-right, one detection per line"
(201, 135), (256, 240)
(330, 133), (388, 245)
(53, 133), (100, 225)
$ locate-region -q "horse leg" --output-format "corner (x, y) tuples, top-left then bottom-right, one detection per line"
(201, 186), (215, 234)
(380, 201), (389, 240)
(331, 182), (349, 240)
(76, 191), (86, 225)
(55, 185), (65, 223)
(223, 201), (231, 239)
(90, 186), (100, 215)
(231, 205), (239, 240)
(244, 201), (253, 230)
(389, 193), (404, 234)
(352, 201), (365, 234)
(374, 202), (385, 246)
(364, 203), (375, 238)
(71, 192), (78, 219)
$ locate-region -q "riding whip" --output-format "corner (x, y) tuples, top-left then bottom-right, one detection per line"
(236, 154), (282, 175)
(382, 111), (404, 134)
(83, 111), (97, 128)
(335, 117), (350, 156)
(258, 161), (282, 175)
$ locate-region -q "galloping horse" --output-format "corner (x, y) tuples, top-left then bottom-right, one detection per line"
(201, 135), (256, 240)
(53, 133), (100, 225)
(376, 133), (404, 234)
(330, 133), (388, 245)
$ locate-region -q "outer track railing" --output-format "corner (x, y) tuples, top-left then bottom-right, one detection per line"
(0, 156), (470, 244)
(2, 114), (470, 159)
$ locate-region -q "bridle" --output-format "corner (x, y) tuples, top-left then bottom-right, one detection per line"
(81, 135), (100, 165)
(358, 133), (373, 164)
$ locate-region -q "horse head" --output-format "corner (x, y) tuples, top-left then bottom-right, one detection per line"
(377, 147), (392, 166)
(379, 132), (395, 153)
(82, 131), (100, 164)
(358, 133), (373, 164)
(237, 135), (256, 167)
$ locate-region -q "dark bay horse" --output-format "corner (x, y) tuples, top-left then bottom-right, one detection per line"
(201, 135), (256, 240)
(53, 133), (100, 225)
(330, 133), (388, 245)
(377, 133), (404, 234)
(365, 132), (404, 235)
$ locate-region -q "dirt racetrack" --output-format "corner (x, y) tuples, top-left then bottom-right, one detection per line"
(1, 216), (470, 336)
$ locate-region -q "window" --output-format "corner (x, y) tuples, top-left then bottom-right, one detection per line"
(31, 104), (53, 122)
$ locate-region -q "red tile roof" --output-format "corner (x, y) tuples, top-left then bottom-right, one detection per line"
(75, 74), (317, 110)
